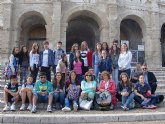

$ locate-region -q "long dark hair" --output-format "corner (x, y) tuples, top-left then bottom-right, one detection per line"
(61, 54), (68, 67)
(74, 50), (81, 62)
(19, 45), (29, 59)
(69, 71), (77, 82)
(101, 42), (109, 53)
(95, 42), (102, 53)
(110, 44), (120, 55)
(12, 46), (19, 57)
(53, 72), (63, 89)
(119, 72), (132, 88)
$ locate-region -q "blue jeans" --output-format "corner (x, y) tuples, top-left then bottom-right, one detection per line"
(94, 65), (99, 80)
(53, 92), (65, 106)
(65, 97), (78, 108)
(122, 93), (135, 108)
(134, 95), (158, 106)
(35, 93), (49, 103)
(112, 68), (119, 86)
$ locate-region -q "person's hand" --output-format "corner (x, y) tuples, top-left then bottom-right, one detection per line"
(11, 92), (18, 97)
(59, 89), (63, 92)
(31, 67), (34, 71)
(100, 89), (105, 92)
(69, 84), (72, 89)
(124, 92), (129, 96)
(140, 95), (145, 100)
(39, 67), (41, 71)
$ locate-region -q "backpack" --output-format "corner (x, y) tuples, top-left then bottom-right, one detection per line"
(2, 64), (13, 79)
(68, 85), (80, 100)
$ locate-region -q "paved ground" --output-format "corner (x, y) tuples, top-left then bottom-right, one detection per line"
(80, 122), (165, 124)
(0, 107), (165, 114)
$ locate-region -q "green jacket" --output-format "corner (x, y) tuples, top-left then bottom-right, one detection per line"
(34, 80), (52, 94)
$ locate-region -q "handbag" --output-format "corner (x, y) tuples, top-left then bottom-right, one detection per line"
(79, 99), (93, 110)
(96, 91), (112, 107)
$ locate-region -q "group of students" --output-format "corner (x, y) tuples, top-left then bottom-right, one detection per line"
(2, 40), (164, 113)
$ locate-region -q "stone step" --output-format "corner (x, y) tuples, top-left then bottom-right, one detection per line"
(1, 109), (165, 123)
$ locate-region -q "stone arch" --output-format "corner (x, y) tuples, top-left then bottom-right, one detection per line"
(61, 5), (109, 52)
(118, 13), (146, 64)
(17, 11), (47, 50)
(117, 13), (147, 38)
(62, 5), (109, 28)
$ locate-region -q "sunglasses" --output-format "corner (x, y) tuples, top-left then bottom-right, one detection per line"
(40, 76), (46, 79)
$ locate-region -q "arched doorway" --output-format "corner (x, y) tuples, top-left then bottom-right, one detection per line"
(161, 24), (165, 67)
(120, 19), (144, 64)
(19, 13), (46, 51)
(66, 11), (100, 52)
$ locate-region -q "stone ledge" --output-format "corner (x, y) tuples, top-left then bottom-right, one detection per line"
(1, 112), (165, 124)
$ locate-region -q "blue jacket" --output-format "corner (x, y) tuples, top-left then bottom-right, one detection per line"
(99, 57), (112, 73)
(39, 49), (54, 67)
(92, 52), (101, 68)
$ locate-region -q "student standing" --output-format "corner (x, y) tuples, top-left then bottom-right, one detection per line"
(19, 45), (29, 84)
(29, 43), (40, 83)
(118, 43), (132, 79)
(39, 41), (54, 82)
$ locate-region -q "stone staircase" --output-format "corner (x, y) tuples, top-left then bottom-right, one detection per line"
(0, 67), (165, 123)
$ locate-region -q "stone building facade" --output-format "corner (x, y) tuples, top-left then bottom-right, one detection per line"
(0, 0), (165, 67)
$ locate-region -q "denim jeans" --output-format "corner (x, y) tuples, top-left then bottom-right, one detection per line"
(112, 68), (119, 86)
(122, 93), (135, 108)
(65, 97), (78, 108)
(53, 92), (65, 106)
(134, 95), (158, 106)
(94, 65), (99, 81)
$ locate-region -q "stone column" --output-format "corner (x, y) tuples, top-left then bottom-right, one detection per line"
(51, 0), (62, 50)
(1, 0), (14, 64)
(60, 23), (67, 52)
(108, 3), (119, 46)
(145, 2), (162, 67)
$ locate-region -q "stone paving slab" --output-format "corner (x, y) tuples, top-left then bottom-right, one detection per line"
(1, 112), (165, 124)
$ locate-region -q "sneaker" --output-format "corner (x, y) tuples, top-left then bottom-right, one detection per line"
(27, 104), (32, 111)
(148, 105), (157, 109)
(110, 104), (114, 110)
(31, 105), (37, 113)
(20, 104), (26, 111)
(142, 105), (150, 109)
(10, 104), (16, 111)
(125, 107), (129, 111)
(73, 103), (78, 112)
(47, 105), (52, 112)
(3, 105), (10, 112)
(62, 106), (71, 112)
(121, 106), (125, 110)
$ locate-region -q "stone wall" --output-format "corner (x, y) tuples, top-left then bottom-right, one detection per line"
(0, 0), (164, 67)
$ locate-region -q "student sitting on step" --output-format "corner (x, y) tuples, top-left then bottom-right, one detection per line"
(3, 75), (20, 111)
(117, 72), (135, 111)
(134, 74), (158, 109)
(62, 71), (80, 112)
(52, 72), (65, 109)
(31, 72), (53, 113)
(19, 75), (33, 111)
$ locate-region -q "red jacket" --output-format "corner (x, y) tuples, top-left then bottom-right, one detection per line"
(87, 51), (92, 67)
(98, 80), (117, 105)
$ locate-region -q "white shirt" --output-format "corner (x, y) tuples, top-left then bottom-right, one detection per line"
(29, 51), (39, 67)
(118, 51), (132, 70)
(42, 50), (49, 67)
(81, 50), (88, 66)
